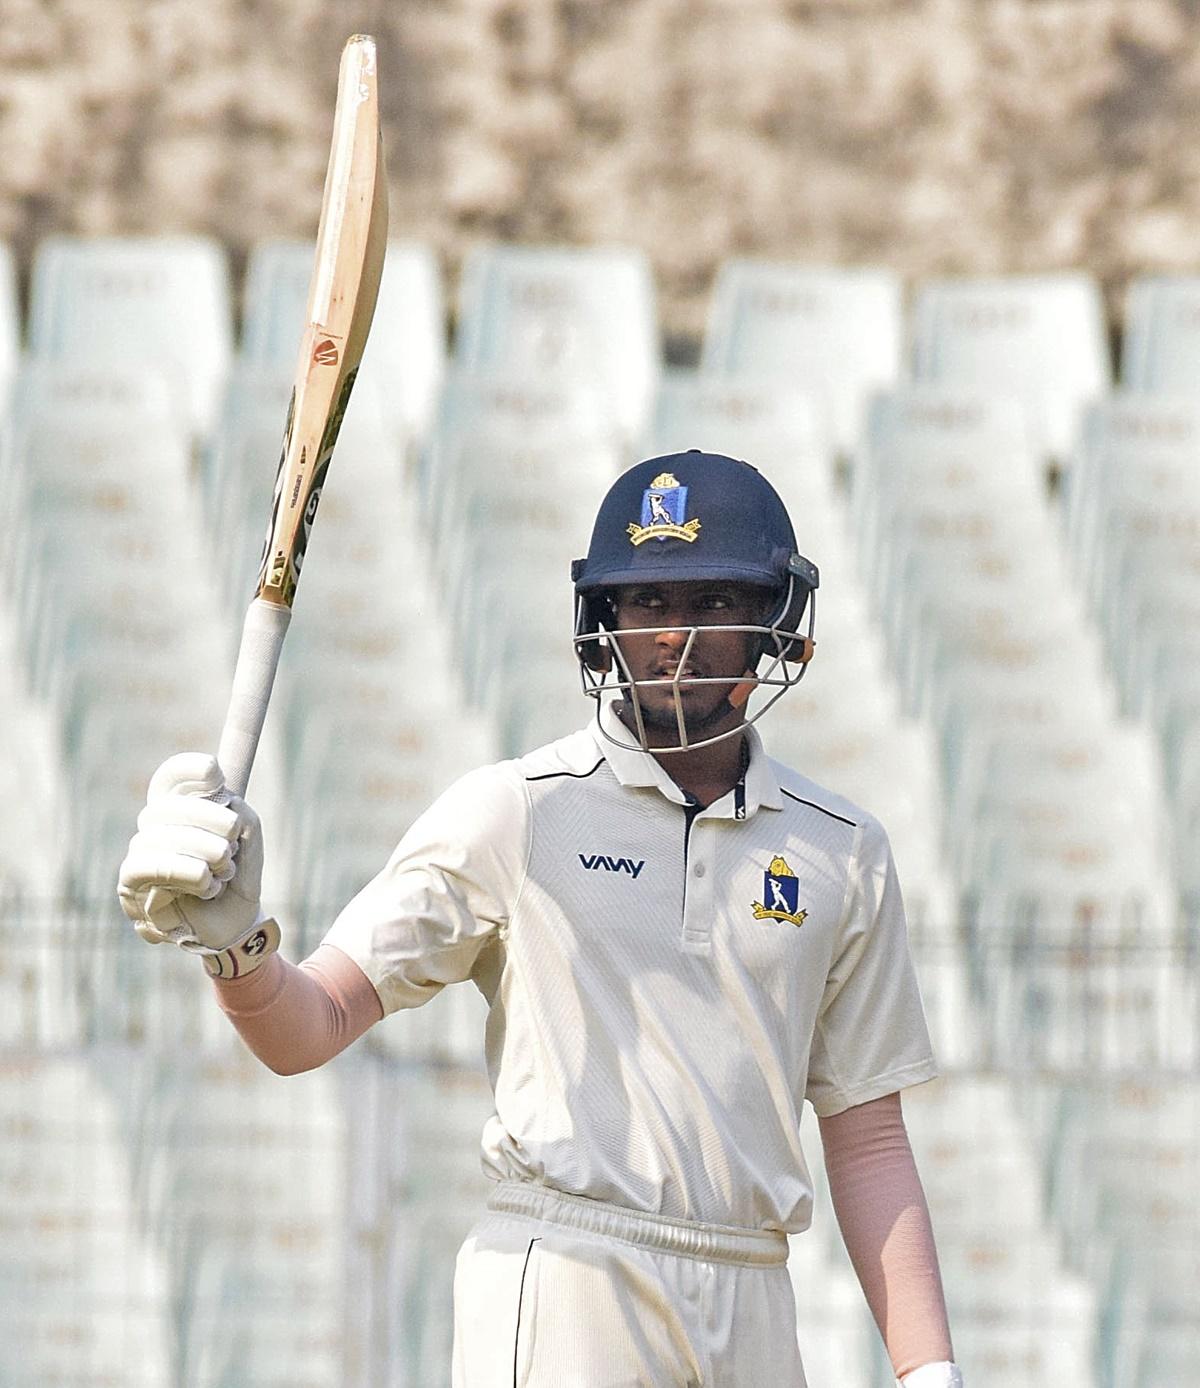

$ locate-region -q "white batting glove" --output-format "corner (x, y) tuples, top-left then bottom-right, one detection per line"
(900, 1364), (964, 1388)
(117, 752), (280, 978)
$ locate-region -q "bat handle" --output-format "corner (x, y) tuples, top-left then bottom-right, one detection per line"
(139, 598), (291, 929)
(217, 596), (293, 799)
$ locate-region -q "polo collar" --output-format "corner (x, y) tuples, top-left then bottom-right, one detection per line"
(589, 697), (783, 816)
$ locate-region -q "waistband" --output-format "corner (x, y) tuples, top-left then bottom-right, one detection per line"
(486, 1181), (789, 1267)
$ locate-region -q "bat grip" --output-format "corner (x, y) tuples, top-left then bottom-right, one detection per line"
(139, 598), (290, 929)
(217, 597), (293, 799)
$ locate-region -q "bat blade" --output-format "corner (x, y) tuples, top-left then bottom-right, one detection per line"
(219, 33), (388, 799)
(257, 32), (389, 612)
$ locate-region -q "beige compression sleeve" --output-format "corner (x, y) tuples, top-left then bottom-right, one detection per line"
(210, 943), (384, 1074)
(818, 1091), (954, 1379)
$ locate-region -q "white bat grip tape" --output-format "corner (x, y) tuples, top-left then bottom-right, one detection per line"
(217, 598), (292, 799)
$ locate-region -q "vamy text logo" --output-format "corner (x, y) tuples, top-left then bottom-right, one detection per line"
(579, 854), (646, 878)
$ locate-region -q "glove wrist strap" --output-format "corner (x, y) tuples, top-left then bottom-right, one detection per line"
(195, 918), (282, 979)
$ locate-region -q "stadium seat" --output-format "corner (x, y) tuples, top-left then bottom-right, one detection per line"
(1122, 274), (1200, 390)
(642, 369), (835, 485)
(26, 234), (234, 438)
(910, 273), (1111, 461)
(702, 261), (904, 458)
(125, 1050), (349, 1385)
(0, 1056), (174, 1385)
(1063, 394), (1200, 726)
(431, 367), (621, 449)
(0, 240), (17, 403)
(454, 243), (660, 444)
(851, 385), (1044, 586)
(3, 358), (179, 435)
(902, 1076), (1101, 1387)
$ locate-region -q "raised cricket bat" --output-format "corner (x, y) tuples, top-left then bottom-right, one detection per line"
(218, 33), (388, 799)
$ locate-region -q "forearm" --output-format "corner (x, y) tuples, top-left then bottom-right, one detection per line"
(211, 942), (384, 1074)
(818, 1092), (954, 1379)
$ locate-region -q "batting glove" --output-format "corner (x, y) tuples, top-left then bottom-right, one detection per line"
(117, 752), (280, 978)
(900, 1364), (964, 1388)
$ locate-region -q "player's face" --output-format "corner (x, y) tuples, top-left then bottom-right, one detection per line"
(609, 580), (768, 744)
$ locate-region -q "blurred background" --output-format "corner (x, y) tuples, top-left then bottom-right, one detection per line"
(0, 2), (1197, 1385)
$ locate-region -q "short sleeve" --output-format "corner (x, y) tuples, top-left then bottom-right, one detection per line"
(805, 814), (938, 1117)
(322, 761), (529, 1015)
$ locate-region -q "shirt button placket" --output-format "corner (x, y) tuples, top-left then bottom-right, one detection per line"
(681, 824), (714, 955)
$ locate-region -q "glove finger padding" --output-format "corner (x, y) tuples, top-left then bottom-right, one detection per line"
(122, 824), (239, 892)
(147, 751), (229, 804)
(117, 752), (265, 952)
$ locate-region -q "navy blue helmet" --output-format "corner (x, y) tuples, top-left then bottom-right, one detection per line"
(571, 451), (819, 749)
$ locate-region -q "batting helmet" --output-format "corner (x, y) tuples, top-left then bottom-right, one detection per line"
(570, 451), (819, 752)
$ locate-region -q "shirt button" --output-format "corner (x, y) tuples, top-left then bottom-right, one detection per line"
(693, 863), (706, 878)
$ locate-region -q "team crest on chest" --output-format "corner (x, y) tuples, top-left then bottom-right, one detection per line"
(752, 855), (808, 927)
(627, 472), (702, 546)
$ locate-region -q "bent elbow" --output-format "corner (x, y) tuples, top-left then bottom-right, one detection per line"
(244, 1044), (323, 1077)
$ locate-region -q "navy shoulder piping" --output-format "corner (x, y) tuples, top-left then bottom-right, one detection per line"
(525, 758), (605, 783)
(780, 787), (858, 827)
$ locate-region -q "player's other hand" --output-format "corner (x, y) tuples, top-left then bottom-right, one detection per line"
(118, 753), (277, 975)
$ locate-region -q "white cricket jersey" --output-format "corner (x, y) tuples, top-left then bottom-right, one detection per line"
(324, 699), (937, 1234)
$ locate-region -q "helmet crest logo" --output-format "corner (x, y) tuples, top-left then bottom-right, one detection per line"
(626, 472), (702, 546)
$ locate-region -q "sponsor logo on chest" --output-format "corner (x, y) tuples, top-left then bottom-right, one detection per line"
(578, 853), (646, 878)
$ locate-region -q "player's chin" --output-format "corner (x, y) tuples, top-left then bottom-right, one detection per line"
(632, 683), (740, 736)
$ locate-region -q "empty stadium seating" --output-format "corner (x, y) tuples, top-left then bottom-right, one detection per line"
(0, 235), (1195, 1387)
(701, 260), (904, 458)
(26, 235), (234, 438)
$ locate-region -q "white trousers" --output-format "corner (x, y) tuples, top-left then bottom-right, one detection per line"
(452, 1182), (808, 1388)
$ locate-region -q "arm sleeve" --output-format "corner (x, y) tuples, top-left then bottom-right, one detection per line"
(805, 814), (938, 1117)
(321, 761), (530, 1015)
(211, 943), (384, 1075)
(819, 1091), (955, 1379)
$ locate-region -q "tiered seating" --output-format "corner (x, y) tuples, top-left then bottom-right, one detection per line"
(1, 363), (230, 897)
(910, 273), (1111, 462)
(0, 241), (17, 403)
(1063, 392), (1200, 900)
(701, 261), (904, 457)
(854, 383), (1178, 1072)
(0, 360), (232, 1051)
(2, 235), (1198, 1387)
(1044, 1080), (1200, 1388)
(0, 1055), (173, 1385)
(423, 301), (631, 750)
(367, 1062), (496, 1378)
(1122, 275), (1200, 391)
(112, 1047), (349, 1386)
(454, 243), (659, 445)
(26, 235), (234, 438)
(902, 1077), (1099, 1387)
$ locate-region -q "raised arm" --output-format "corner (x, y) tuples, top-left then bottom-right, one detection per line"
(117, 753), (384, 1072)
(818, 1091), (961, 1387)
(210, 943), (383, 1074)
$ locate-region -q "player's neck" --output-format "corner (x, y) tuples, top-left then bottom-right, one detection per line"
(654, 732), (750, 809)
